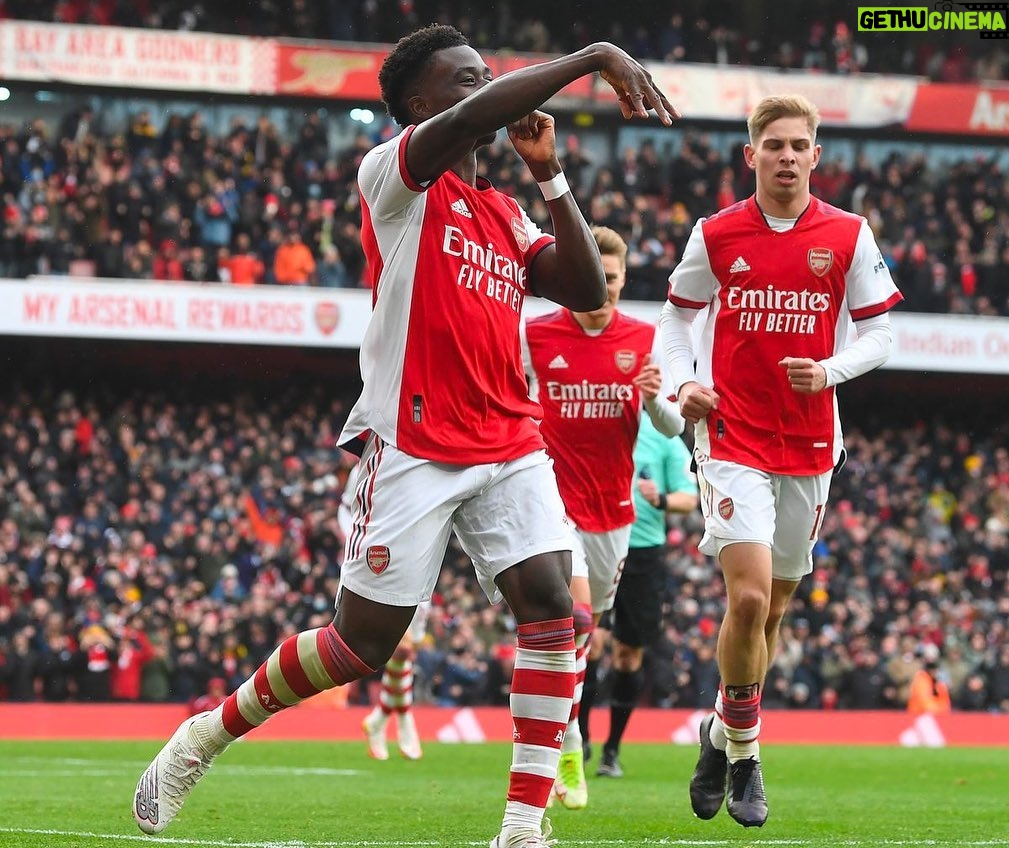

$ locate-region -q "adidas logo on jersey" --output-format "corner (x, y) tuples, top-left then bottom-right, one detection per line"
(450, 198), (472, 218)
(729, 256), (750, 273)
(548, 354), (569, 369)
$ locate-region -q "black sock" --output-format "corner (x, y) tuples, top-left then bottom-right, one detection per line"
(605, 668), (643, 752)
(579, 657), (600, 745)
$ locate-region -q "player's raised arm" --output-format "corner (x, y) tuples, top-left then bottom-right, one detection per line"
(405, 41), (677, 186)
(509, 109), (606, 311)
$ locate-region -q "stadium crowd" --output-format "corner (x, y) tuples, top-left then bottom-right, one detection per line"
(3, 106), (1009, 317)
(3, 0), (1006, 81)
(0, 380), (1007, 713)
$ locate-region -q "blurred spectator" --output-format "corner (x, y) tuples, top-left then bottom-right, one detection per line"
(273, 224), (316, 286)
(190, 676), (228, 716)
(1, 629), (40, 701)
(184, 244), (213, 282)
(76, 623), (116, 701)
(316, 245), (352, 288)
(838, 649), (893, 709)
(110, 619), (155, 701)
(37, 629), (78, 701)
(907, 644), (952, 715)
(58, 106), (95, 145)
(987, 645), (1009, 712)
(153, 240), (185, 281)
(225, 233), (265, 286)
(140, 633), (173, 703)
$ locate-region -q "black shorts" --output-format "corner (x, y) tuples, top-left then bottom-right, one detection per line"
(611, 545), (666, 650)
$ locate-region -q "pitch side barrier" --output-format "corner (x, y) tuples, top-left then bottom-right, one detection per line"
(1, 703), (1006, 747)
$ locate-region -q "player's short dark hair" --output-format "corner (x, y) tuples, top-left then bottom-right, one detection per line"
(379, 24), (469, 128)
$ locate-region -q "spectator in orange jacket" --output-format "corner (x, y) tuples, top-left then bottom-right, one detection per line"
(907, 644), (952, 716)
(226, 233), (265, 285)
(273, 224), (316, 285)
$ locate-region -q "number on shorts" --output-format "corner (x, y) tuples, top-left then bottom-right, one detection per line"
(809, 503), (825, 541)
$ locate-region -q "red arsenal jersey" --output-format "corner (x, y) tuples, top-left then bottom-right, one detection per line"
(340, 126), (554, 464)
(523, 309), (659, 532)
(668, 196), (902, 475)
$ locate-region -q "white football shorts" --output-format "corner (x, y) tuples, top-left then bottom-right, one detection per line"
(407, 601), (431, 643)
(695, 458), (833, 582)
(341, 434), (572, 607)
(569, 523), (632, 615)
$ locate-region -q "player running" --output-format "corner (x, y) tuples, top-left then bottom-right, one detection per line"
(660, 94), (901, 827)
(522, 225), (684, 810)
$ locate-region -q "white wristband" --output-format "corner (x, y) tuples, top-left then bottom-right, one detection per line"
(537, 172), (570, 201)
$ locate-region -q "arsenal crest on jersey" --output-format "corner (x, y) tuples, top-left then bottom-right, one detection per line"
(366, 545), (391, 575)
(511, 217), (529, 252)
(718, 497), (734, 520)
(807, 248), (833, 277)
(615, 350), (637, 374)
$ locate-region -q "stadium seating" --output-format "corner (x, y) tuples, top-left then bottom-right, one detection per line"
(0, 376), (1006, 712)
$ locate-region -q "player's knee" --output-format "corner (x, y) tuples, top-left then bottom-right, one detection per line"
(727, 585), (770, 628)
(499, 554), (574, 622)
(326, 620), (400, 670)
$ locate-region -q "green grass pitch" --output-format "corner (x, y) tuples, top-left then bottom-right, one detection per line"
(1, 740), (1005, 847)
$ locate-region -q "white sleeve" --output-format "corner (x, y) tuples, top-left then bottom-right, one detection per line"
(667, 219), (718, 309)
(644, 323), (685, 436)
(519, 321), (539, 402)
(643, 394), (685, 437)
(356, 128), (425, 222)
(819, 312), (893, 387)
(660, 219), (715, 395)
(846, 219), (903, 320)
(660, 300), (702, 396)
(650, 321), (676, 399)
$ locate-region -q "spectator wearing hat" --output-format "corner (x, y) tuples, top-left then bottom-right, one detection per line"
(210, 564), (247, 604)
(76, 624), (116, 701)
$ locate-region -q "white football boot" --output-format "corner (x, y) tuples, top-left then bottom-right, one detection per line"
(362, 708), (390, 760)
(396, 711), (423, 760)
(490, 819), (556, 847)
(133, 713), (218, 834)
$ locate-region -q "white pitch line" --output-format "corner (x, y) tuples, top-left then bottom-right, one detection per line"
(3, 831), (1009, 848)
(2, 758), (366, 777)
